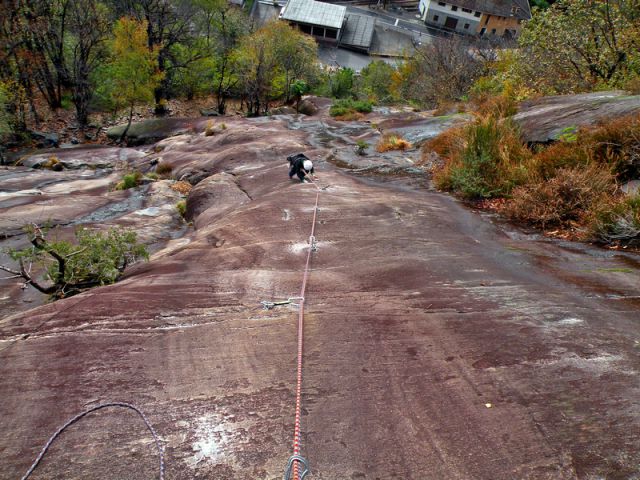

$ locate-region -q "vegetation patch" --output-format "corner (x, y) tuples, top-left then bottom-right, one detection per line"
(116, 171), (143, 190)
(170, 180), (193, 195)
(156, 162), (173, 176)
(329, 99), (373, 119)
(176, 200), (187, 218)
(433, 116), (529, 199)
(505, 166), (615, 229)
(1, 225), (148, 299)
(587, 194), (640, 247)
(376, 133), (412, 153)
(430, 106), (640, 246)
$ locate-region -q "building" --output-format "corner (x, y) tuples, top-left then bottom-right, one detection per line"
(280, 0), (347, 43)
(418, 0), (531, 37)
(279, 0), (375, 52)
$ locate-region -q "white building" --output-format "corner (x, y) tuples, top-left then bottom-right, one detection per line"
(418, 0), (531, 37)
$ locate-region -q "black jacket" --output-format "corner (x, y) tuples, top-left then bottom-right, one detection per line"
(288, 153), (314, 179)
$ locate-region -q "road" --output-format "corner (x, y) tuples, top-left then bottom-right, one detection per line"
(1, 110), (639, 479)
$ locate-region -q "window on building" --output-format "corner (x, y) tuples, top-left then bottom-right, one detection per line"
(479, 27), (486, 35)
(464, 23), (469, 29)
(491, 28), (496, 35)
(462, 7), (471, 13)
(433, 14), (439, 21)
(474, 11), (481, 17)
(300, 24), (312, 34)
(325, 28), (337, 39)
(451, 5), (458, 11)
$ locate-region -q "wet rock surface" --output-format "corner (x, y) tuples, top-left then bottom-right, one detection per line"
(1, 107), (640, 480)
(514, 91), (640, 143)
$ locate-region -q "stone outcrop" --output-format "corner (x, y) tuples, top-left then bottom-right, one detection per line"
(513, 91), (640, 143)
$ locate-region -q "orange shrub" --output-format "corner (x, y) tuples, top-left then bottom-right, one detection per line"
(376, 133), (412, 152)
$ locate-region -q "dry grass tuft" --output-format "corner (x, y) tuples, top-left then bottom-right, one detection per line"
(376, 133), (412, 152)
(170, 180), (192, 195)
(156, 162), (173, 176)
(505, 165), (615, 229)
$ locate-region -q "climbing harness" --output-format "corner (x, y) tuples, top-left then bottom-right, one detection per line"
(282, 179), (323, 480)
(21, 402), (164, 480)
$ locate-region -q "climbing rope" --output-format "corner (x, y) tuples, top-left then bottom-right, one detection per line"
(21, 402), (164, 480)
(283, 180), (322, 480)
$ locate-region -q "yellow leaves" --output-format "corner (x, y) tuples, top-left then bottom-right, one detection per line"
(108, 17), (164, 109)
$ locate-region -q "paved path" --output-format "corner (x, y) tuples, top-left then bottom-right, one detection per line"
(1, 113), (639, 479)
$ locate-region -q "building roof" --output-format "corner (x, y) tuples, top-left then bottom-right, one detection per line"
(446, 0), (532, 20)
(280, 0), (346, 30)
(341, 14), (375, 51)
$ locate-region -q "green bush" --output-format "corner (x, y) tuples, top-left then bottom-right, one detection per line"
(329, 99), (373, 117)
(436, 117), (529, 199)
(176, 200), (187, 217)
(116, 171), (143, 190)
(7, 226), (148, 298)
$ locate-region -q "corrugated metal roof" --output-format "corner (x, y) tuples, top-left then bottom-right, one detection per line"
(281, 0), (346, 30)
(341, 14), (375, 51)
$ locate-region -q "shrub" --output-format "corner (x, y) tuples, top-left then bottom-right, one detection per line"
(355, 140), (368, 155)
(587, 194), (640, 246)
(329, 99), (373, 118)
(505, 166), (615, 229)
(376, 133), (412, 152)
(434, 117), (529, 198)
(5, 226), (148, 298)
(585, 114), (640, 182)
(204, 119), (226, 136)
(528, 141), (590, 180)
(176, 200), (187, 217)
(42, 156), (61, 170)
(422, 125), (466, 158)
(156, 162), (173, 176)
(116, 171), (143, 190)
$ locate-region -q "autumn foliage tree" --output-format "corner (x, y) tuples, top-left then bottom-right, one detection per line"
(100, 18), (163, 141)
(235, 21), (318, 116)
(516, 0), (640, 92)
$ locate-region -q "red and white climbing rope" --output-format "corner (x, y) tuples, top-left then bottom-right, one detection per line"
(284, 181), (322, 480)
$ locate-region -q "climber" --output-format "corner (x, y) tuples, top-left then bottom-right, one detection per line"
(287, 153), (314, 183)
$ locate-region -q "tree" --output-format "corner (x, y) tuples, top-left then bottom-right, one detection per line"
(0, 83), (12, 138)
(517, 0), (640, 92)
(107, 0), (200, 112)
(67, 0), (111, 128)
(395, 36), (487, 107)
(290, 79), (309, 112)
(1, 225), (148, 299)
(235, 21), (319, 116)
(358, 60), (396, 103)
(193, 0), (248, 114)
(329, 67), (355, 98)
(101, 17), (163, 142)
(5, 0), (72, 110)
(268, 21), (317, 103)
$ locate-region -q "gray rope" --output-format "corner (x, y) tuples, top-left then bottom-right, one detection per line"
(283, 454), (310, 480)
(21, 402), (164, 480)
